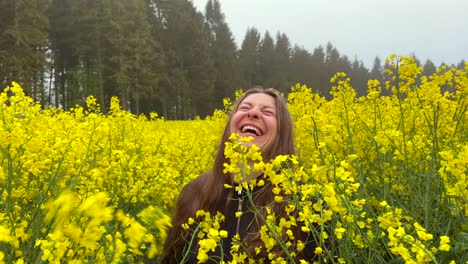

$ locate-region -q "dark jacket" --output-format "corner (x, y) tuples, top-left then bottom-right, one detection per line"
(160, 177), (317, 263)
(176, 185), (257, 263)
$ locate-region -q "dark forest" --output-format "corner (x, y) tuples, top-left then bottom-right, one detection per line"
(0, 0), (465, 119)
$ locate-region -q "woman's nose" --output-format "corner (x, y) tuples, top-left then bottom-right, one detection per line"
(247, 107), (259, 118)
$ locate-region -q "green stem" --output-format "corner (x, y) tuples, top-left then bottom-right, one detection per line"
(180, 224), (202, 264)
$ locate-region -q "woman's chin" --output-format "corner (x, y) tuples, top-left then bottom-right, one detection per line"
(250, 139), (265, 149)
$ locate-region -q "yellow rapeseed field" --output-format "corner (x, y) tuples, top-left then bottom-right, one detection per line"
(0, 56), (467, 263)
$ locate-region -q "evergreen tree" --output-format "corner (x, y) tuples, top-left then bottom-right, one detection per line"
(50, 0), (111, 109)
(370, 56), (384, 84)
(290, 45), (314, 89)
(324, 42), (352, 98)
(272, 32), (292, 93)
(189, 10), (216, 118)
(410, 52), (421, 67)
(0, 0), (49, 100)
(239, 27), (261, 88)
(137, 0), (167, 116)
(258, 31), (275, 87)
(49, 0), (80, 108)
(49, 0), (164, 114)
(16, 0), (466, 117)
(325, 42), (340, 67)
(324, 42), (341, 98)
(310, 45), (328, 95)
(205, 0), (241, 109)
(422, 59), (437, 77)
(155, 0), (215, 119)
(110, 0), (161, 114)
(64, 0), (111, 110)
(349, 57), (369, 96)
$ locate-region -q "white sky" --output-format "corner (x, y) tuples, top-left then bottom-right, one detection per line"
(191, 0), (468, 69)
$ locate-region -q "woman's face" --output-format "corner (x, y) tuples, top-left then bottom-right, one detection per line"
(229, 93), (278, 154)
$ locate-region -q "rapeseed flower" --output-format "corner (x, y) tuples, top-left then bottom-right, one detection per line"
(1, 58), (467, 263)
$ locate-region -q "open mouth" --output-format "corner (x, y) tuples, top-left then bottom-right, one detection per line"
(241, 125), (263, 136)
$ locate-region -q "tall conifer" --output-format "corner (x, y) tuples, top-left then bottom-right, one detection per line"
(258, 31), (275, 87)
(205, 0), (241, 109)
(239, 27), (261, 88)
(0, 0), (49, 99)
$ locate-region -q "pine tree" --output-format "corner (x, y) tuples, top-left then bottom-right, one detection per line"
(290, 45), (314, 89)
(324, 42), (341, 98)
(189, 10), (216, 118)
(422, 59), (437, 77)
(349, 57), (369, 96)
(70, 0), (124, 112)
(49, 0), (82, 108)
(370, 56), (384, 84)
(63, 0), (109, 109)
(272, 32), (292, 93)
(410, 52), (421, 66)
(0, 0), (49, 99)
(310, 45), (328, 96)
(49, 0), (163, 114)
(456, 60), (465, 70)
(239, 27), (261, 88)
(205, 0), (241, 109)
(258, 31), (275, 87)
(155, 0), (214, 119)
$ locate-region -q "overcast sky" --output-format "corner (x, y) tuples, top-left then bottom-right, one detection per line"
(191, 0), (468, 69)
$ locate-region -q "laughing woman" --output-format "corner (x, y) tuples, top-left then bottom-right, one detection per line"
(160, 88), (316, 263)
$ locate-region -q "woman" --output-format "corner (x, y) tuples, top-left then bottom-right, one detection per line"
(161, 87), (315, 263)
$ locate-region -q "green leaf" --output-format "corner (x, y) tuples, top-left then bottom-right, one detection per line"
(455, 232), (468, 246)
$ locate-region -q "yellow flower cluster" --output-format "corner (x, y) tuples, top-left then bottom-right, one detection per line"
(285, 56), (468, 263)
(0, 55), (467, 263)
(181, 211), (227, 263)
(0, 82), (223, 263)
(35, 192), (114, 263)
(439, 146), (468, 216)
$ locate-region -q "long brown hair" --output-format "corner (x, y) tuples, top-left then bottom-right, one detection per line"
(161, 87), (295, 262)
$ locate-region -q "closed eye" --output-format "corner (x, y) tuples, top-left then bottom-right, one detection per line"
(238, 103), (252, 111)
(263, 111), (275, 116)
(262, 108), (276, 116)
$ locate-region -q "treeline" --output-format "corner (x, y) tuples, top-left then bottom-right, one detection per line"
(0, 0), (466, 119)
